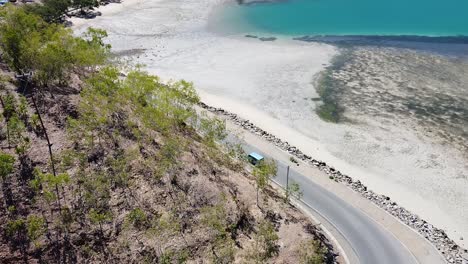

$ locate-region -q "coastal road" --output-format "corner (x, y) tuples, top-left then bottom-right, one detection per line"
(201, 106), (445, 264)
(236, 138), (418, 264)
(220, 124), (444, 264)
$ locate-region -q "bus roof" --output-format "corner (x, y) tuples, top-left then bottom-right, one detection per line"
(248, 152), (264, 161)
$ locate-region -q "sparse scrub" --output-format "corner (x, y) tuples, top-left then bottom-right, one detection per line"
(298, 239), (327, 264)
(246, 219), (279, 262)
(0, 5), (332, 263)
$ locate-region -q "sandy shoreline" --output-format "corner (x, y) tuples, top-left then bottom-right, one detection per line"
(72, 0), (468, 250)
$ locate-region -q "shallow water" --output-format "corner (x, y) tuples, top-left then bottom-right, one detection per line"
(220, 0), (468, 36)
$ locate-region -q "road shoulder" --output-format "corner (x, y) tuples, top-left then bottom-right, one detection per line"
(221, 114), (446, 264)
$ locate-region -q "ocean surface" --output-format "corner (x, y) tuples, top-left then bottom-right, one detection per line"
(219, 0), (468, 36)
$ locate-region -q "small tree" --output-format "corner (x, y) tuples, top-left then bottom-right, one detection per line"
(88, 208), (112, 235)
(126, 208), (149, 230)
(25, 0), (72, 23)
(0, 152), (15, 181)
(72, 0), (99, 13)
(6, 218), (26, 238)
(0, 6), (43, 74)
(199, 115), (227, 147)
(26, 215), (46, 247)
(8, 115), (30, 155)
(253, 159), (277, 207)
(33, 27), (76, 88)
(285, 181), (303, 203)
(30, 168), (70, 210)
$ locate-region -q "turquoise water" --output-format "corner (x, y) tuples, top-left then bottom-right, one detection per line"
(219, 0), (468, 37)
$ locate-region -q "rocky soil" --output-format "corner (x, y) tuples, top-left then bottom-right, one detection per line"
(0, 67), (336, 263)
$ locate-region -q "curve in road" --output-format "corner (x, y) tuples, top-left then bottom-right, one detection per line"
(241, 142), (418, 264)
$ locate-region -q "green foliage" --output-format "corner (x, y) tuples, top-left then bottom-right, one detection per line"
(159, 252), (173, 264)
(285, 181), (303, 203)
(127, 208), (149, 230)
(226, 143), (245, 162)
(69, 67), (198, 150)
(253, 159), (277, 206)
(8, 115), (30, 155)
(67, 66), (205, 202)
(72, 0), (99, 11)
(30, 168), (70, 202)
(0, 5), (43, 74)
(248, 220), (279, 262)
(79, 171), (111, 211)
(58, 149), (76, 169)
(0, 93), (29, 151)
(7, 205), (16, 214)
(222, 142), (246, 171)
(88, 208), (112, 228)
(34, 27), (78, 87)
(156, 137), (184, 178)
(17, 95), (28, 121)
(2, 93), (16, 119)
(201, 198), (234, 240)
(254, 159), (277, 191)
(148, 212), (180, 238)
(30, 113), (42, 132)
(104, 152), (132, 188)
(75, 28), (111, 68)
(6, 218), (25, 237)
(0, 152), (15, 180)
(199, 114), (227, 146)
(26, 215), (46, 245)
(257, 220), (279, 258)
(298, 239), (327, 264)
(25, 0), (71, 23)
(0, 6), (109, 86)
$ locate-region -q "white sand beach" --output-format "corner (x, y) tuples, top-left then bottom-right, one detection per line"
(73, 0), (468, 248)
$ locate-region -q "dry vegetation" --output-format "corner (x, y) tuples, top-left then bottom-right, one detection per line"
(0, 5), (334, 263)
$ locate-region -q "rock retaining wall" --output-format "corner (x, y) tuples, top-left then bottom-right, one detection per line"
(199, 102), (468, 264)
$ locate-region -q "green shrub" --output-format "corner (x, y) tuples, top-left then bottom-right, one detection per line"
(0, 152), (15, 180)
(127, 208), (149, 229)
(0, 6), (109, 87)
(26, 215), (46, 246)
(247, 220), (279, 261)
(298, 239), (327, 264)
(6, 218), (25, 237)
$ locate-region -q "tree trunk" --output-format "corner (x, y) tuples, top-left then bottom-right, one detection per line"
(30, 94), (57, 177)
(30, 91), (62, 212)
(256, 188), (259, 208)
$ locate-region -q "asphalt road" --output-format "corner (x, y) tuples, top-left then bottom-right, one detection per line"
(236, 138), (419, 264)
